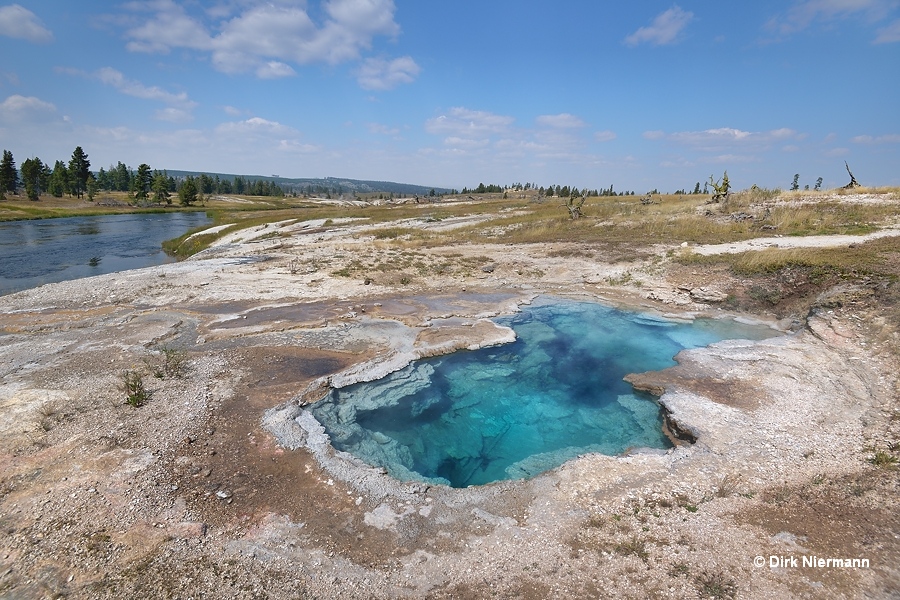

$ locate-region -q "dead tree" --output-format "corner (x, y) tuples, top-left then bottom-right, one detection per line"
(563, 192), (586, 219)
(843, 161), (861, 189)
(708, 171), (731, 202)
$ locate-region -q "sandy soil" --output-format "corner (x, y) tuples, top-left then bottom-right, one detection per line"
(0, 194), (898, 599)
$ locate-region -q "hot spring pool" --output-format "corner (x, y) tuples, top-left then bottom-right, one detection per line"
(309, 299), (779, 487)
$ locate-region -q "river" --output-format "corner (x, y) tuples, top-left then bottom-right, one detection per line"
(0, 212), (212, 296)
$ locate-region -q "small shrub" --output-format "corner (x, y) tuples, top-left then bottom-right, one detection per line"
(159, 346), (188, 378)
(868, 450), (898, 468)
(605, 271), (634, 286)
(145, 345), (188, 379)
(675, 493), (698, 512)
(615, 535), (649, 561)
(586, 514), (605, 528)
(715, 473), (743, 498)
(122, 370), (149, 407)
(768, 483), (793, 504)
(749, 284), (782, 305)
(694, 570), (737, 599)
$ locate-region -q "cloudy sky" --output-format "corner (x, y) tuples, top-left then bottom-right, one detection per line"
(1, 1), (898, 192)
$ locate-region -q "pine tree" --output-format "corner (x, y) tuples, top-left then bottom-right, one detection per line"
(179, 176), (198, 206)
(790, 173), (799, 191)
(96, 167), (110, 191)
(68, 146), (91, 199)
(0, 150), (17, 199)
(153, 171), (171, 205)
(133, 164), (152, 200)
(48, 161), (69, 197)
(21, 157), (45, 200)
(86, 174), (99, 201)
(114, 162), (131, 192)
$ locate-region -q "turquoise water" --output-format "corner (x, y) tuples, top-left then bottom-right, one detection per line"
(310, 299), (778, 487)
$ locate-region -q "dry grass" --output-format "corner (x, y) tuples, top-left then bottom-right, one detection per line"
(677, 237), (899, 277)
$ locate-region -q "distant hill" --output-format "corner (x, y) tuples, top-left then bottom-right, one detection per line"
(164, 171), (454, 196)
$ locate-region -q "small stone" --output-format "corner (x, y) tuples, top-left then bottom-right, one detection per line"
(216, 489), (233, 500)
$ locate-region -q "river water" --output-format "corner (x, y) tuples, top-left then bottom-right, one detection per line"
(0, 212), (211, 296)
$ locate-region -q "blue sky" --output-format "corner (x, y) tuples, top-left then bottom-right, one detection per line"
(1, 1), (898, 192)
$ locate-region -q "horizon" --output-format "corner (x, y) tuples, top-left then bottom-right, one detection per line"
(1, 1), (898, 192)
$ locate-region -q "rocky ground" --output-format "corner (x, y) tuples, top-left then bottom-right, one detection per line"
(0, 194), (898, 599)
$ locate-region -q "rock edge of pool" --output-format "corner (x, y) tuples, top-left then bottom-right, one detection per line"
(265, 295), (785, 493)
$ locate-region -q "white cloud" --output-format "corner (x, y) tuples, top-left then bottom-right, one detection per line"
(0, 4), (53, 43)
(670, 127), (753, 143)
(155, 107), (194, 123)
(0, 94), (57, 121)
(625, 6), (694, 47)
(594, 130), (617, 142)
(442, 136), (491, 149)
(825, 147), (850, 156)
(215, 116), (297, 136)
(766, 0), (895, 36)
(95, 68), (196, 109)
(124, 0), (212, 53)
(257, 61), (297, 79)
(852, 133), (900, 143)
(874, 18), (900, 42)
(277, 139), (321, 154)
(356, 56), (421, 90)
(651, 127), (801, 148)
(367, 122), (400, 136)
(707, 154), (760, 164)
(61, 67), (197, 121)
(123, 0), (405, 82)
(536, 113), (586, 129)
(425, 107), (515, 137)
(647, 127), (805, 168)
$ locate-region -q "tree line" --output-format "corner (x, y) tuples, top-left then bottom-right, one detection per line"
(0, 147), (287, 206)
(461, 182), (638, 197)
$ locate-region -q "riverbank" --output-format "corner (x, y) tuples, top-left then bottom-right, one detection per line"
(0, 191), (897, 599)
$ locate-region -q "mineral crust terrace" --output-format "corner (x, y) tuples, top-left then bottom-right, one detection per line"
(0, 214), (897, 599)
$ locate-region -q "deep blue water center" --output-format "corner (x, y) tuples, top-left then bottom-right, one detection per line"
(310, 299), (778, 488)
